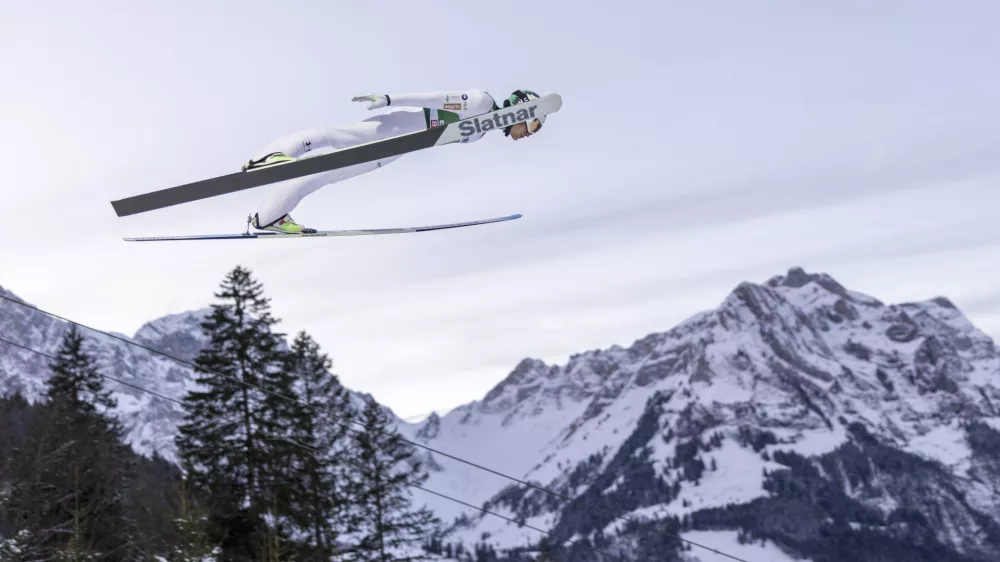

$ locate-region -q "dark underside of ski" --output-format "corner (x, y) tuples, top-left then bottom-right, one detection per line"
(109, 94), (562, 218)
(122, 213), (522, 242)
(111, 127), (448, 218)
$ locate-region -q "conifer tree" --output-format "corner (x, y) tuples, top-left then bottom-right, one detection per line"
(1, 394), (188, 561)
(280, 330), (357, 559)
(46, 324), (118, 419)
(175, 265), (294, 559)
(25, 324), (140, 560)
(345, 397), (439, 562)
(166, 479), (221, 562)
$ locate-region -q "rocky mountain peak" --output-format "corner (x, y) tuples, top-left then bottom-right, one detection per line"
(765, 266), (879, 305)
(416, 411), (441, 441)
(471, 349), (641, 425)
(480, 358), (549, 407)
(133, 308), (212, 363)
(721, 267), (881, 326)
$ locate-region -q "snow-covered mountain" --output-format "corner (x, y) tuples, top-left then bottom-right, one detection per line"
(397, 267), (1000, 561)
(2, 268), (1000, 561)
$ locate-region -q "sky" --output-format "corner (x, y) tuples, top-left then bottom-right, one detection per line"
(2, 0), (1000, 420)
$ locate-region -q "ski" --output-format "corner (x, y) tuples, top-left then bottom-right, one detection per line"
(122, 213), (522, 242)
(110, 94), (563, 218)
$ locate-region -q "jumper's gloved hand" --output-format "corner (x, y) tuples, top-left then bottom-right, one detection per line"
(352, 94), (389, 110)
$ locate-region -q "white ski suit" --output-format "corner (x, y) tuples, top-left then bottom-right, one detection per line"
(253, 89), (498, 227)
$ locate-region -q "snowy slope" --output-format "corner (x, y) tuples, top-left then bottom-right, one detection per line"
(679, 531), (803, 562)
(3, 267), (1000, 561)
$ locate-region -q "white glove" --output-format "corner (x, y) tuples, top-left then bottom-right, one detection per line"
(352, 94), (389, 110)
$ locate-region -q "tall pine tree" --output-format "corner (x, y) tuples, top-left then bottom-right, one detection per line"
(346, 397), (438, 562)
(13, 324), (141, 560)
(280, 330), (356, 559)
(175, 265), (296, 560)
(46, 324), (117, 417)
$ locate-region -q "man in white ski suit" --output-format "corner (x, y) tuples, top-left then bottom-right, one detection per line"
(244, 88), (547, 234)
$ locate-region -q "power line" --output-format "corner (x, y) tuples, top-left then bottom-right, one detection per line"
(0, 292), (750, 562)
(283, 416), (630, 561)
(0, 333), (631, 562)
(0, 334), (183, 407)
(413, 483), (626, 562)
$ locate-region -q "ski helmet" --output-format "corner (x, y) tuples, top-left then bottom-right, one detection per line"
(503, 89), (545, 137)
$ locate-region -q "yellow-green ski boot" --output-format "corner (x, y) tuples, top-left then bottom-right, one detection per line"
(251, 213), (316, 234)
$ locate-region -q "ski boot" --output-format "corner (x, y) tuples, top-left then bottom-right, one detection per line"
(249, 213), (317, 234)
(242, 152), (296, 172)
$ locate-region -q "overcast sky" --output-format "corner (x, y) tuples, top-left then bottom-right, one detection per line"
(3, 0), (1000, 420)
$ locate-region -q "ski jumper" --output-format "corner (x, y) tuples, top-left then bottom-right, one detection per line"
(253, 89), (498, 227)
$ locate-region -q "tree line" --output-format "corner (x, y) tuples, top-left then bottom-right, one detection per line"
(0, 265), (437, 561)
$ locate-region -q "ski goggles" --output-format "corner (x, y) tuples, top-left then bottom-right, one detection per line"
(505, 117), (544, 137)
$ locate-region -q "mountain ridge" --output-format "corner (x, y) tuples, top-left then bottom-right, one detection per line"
(396, 267), (1000, 560)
